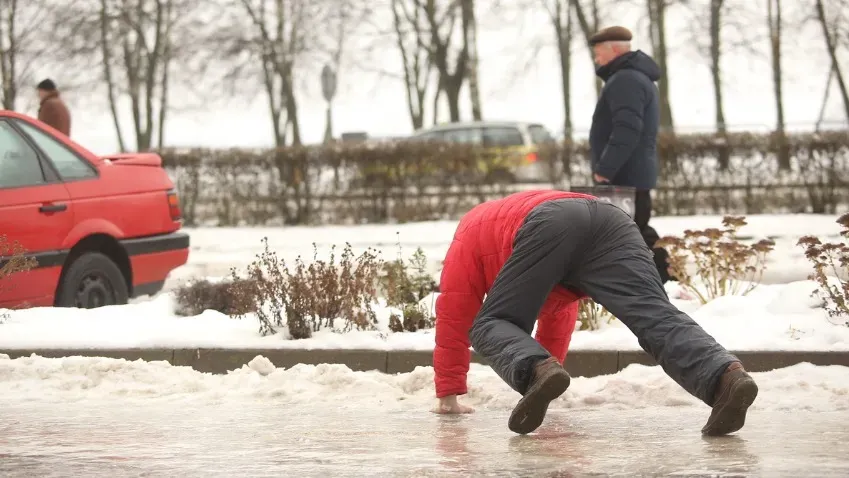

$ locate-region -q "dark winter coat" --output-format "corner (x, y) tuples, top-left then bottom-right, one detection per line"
(37, 92), (71, 137)
(433, 190), (594, 398)
(589, 50), (661, 190)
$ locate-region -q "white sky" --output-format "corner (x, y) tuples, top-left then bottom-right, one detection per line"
(26, 1), (849, 154)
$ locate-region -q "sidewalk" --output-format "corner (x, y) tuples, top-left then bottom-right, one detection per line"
(2, 348), (847, 376)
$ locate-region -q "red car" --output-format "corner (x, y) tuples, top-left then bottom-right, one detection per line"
(0, 110), (189, 309)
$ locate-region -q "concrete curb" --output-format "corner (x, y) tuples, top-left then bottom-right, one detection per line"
(3, 349), (848, 377)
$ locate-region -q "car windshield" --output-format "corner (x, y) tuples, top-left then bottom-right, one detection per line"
(528, 124), (554, 144)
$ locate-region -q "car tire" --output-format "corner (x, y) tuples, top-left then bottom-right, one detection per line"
(55, 252), (130, 309)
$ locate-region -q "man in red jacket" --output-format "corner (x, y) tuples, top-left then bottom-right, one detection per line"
(434, 190), (587, 415)
(433, 190), (758, 438)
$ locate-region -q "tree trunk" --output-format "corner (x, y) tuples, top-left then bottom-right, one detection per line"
(285, 68), (302, 146)
(554, 0), (572, 138)
(424, 0), (468, 124)
(648, 0), (674, 132)
(99, 0), (126, 151)
(0, 0), (19, 111)
(392, 0), (429, 130)
(814, 0), (849, 122)
(445, 78), (462, 122)
(157, 2), (172, 150)
(462, 0), (482, 120)
(569, 0), (602, 97)
(816, 64), (835, 131)
(432, 77), (442, 126)
(709, 0), (726, 135)
(767, 0), (788, 170)
(709, 0), (729, 169)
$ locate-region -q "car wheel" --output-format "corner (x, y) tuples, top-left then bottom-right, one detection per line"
(55, 252), (129, 309)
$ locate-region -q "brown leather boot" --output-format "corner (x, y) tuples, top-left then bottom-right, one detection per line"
(508, 357), (571, 434)
(701, 362), (759, 436)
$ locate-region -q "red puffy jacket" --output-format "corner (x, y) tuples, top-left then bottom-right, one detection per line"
(433, 190), (594, 398)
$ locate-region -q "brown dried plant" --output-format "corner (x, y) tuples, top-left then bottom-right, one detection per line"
(230, 238), (383, 339)
(797, 213), (849, 324)
(655, 216), (775, 304)
(381, 239), (437, 333)
(577, 299), (616, 331)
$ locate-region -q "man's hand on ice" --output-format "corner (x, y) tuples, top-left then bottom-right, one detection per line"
(432, 395), (475, 414)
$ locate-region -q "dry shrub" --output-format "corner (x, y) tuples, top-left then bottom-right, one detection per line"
(232, 238), (382, 339)
(577, 299), (616, 331)
(158, 130), (849, 226)
(382, 242), (437, 332)
(655, 216), (775, 304)
(287, 243), (382, 336)
(173, 278), (258, 316)
(797, 213), (849, 324)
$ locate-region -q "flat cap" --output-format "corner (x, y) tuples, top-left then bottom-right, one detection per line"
(589, 26), (633, 46)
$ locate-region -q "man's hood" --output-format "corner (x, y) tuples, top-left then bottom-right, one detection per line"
(596, 50), (661, 82)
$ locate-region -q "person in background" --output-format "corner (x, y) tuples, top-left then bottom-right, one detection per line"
(587, 26), (671, 282)
(36, 78), (71, 137)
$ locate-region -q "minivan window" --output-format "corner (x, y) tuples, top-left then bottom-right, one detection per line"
(482, 127), (524, 147)
(442, 128), (483, 145)
(528, 124), (555, 144)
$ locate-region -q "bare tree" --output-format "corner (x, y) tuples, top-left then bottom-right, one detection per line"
(646, 0), (674, 132)
(814, 0), (849, 122)
(214, 0), (367, 147)
(707, 0), (726, 135)
(461, 0), (482, 120)
(392, 0), (433, 130)
(541, 0), (574, 137)
(766, 0), (789, 169)
(53, 0), (204, 152)
(420, 0), (472, 123)
(569, 0), (602, 96)
(766, 1), (785, 132)
(0, 0), (55, 111)
(222, 0), (305, 147)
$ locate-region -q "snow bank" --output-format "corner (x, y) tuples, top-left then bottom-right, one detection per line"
(1, 354), (847, 413)
(1, 280), (847, 351)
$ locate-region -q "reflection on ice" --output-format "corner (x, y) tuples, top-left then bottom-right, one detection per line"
(0, 401), (847, 477)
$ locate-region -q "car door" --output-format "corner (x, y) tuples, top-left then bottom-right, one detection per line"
(0, 119), (74, 307)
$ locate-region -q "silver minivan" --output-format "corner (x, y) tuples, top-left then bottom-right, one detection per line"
(410, 121), (560, 183)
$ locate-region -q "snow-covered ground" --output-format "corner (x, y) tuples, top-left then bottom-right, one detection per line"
(1, 213), (846, 351)
(169, 213), (846, 288)
(1, 353), (847, 412)
(1, 279), (847, 351)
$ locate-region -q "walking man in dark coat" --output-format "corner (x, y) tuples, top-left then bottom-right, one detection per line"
(587, 26), (671, 282)
(462, 192), (758, 437)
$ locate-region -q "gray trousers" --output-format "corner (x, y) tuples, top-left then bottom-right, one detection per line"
(468, 198), (737, 406)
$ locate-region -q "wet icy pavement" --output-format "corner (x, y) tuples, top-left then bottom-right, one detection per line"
(1, 402), (848, 477)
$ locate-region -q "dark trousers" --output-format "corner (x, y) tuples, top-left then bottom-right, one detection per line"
(634, 189), (672, 283)
(468, 198), (737, 406)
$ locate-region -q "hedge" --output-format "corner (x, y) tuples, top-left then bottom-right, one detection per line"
(158, 131), (849, 226)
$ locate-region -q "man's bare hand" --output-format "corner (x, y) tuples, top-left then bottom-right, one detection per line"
(593, 173), (609, 183)
(432, 395), (475, 414)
